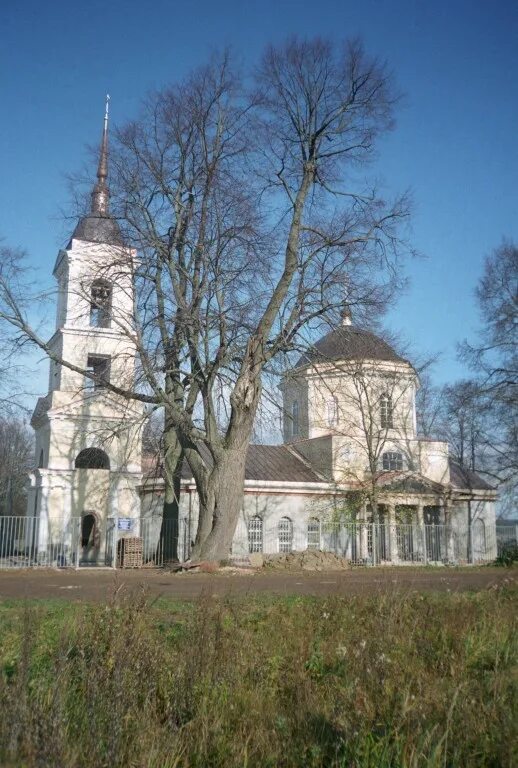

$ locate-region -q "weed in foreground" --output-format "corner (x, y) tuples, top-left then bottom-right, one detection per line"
(0, 586), (516, 767)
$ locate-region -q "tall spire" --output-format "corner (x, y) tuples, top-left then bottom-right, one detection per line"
(90, 94), (110, 217)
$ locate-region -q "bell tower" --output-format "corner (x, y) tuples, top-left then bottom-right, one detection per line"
(27, 98), (143, 564)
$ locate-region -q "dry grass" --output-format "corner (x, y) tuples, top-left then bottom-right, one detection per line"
(0, 584), (516, 767)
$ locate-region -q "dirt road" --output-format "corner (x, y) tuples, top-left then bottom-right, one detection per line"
(0, 566), (514, 602)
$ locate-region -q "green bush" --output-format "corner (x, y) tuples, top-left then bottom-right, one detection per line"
(0, 587), (516, 767)
(494, 542), (518, 567)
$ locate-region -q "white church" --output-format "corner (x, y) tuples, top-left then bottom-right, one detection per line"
(27, 109), (498, 567)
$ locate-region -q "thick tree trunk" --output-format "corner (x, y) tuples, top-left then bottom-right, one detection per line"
(160, 420), (183, 562)
(190, 374), (260, 562)
(192, 446), (248, 562)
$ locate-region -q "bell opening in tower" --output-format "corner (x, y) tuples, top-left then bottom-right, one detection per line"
(90, 279), (112, 328)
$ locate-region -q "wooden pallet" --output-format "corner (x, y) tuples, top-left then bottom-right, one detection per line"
(117, 537), (143, 568)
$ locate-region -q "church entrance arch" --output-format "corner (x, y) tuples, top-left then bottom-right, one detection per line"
(80, 511), (101, 565)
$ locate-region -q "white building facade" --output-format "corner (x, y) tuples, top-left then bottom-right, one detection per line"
(26, 109), (497, 567)
(27, 108), (143, 565)
(141, 314), (497, 564)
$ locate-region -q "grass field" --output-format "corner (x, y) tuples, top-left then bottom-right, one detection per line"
(0, 583), (517, 767)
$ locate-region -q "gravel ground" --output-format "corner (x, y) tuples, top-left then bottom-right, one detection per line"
(0, 566), (514, 602)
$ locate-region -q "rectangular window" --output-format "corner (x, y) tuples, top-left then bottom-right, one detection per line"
(327, 398), (339, 427)
(382, 452), (403, 471)
(380, 396), (393, 429)
(307, 519), (320, 550)
(248, 517), (263, 553)
(291, 400), (300, 437)
(86, 355), (111, 390)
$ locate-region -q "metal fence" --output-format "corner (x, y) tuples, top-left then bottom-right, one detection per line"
(0, 516), (183, 569)
(245, 522), (461, 565)
(0, 516), (114, 569)
(496, 525), (518, 557)
(0, 515), (509, 569)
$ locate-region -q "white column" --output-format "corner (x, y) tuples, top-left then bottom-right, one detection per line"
(359, 503), (368, 562)
(442, 499), (454, 562)
(37, 474), (50, 563)
(387, 503), (398, 563)
(416, 502), (426, 564)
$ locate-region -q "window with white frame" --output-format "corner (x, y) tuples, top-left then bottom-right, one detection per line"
(307, 518), (320, 550)
(382, 451), (404, 471)
(291, 400), (300, 437)
(380, 393), (393, 429)
(327, 396), (339, 427)
(248, 515), (263, 553)
(278, 517), (293, 553)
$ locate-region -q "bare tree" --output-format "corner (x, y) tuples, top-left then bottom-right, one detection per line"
(0, 39), (413, 561)
(460, 241), (517, 401)
(0, 243), (35, 417)
(0, 416), (33, 517)
(415, 372), (443, 439)
(458, 240), (517, 505)
(438, 381), (489, 473)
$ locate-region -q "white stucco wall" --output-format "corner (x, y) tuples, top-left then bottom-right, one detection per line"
(449, 499), (497, 562)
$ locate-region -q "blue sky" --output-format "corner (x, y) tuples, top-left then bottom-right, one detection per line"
(1, 0), (517, 392)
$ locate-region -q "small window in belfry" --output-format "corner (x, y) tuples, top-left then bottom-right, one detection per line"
(86, 355), (111, 390)
(90, 280), (112, 328)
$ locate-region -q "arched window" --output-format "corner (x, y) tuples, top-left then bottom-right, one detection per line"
(473, 519), (486, 558)
(90, 279), (112, 328)
(382, 452), (403, 471)
(380, 393), (393, 429)
(327, 396), (339, 427)
(248, 516), (263, 553)
(74, 448), (110, 470)
(307, 517), (320, 550)
(81, 513), (98, 548)
(291, 400), (300, 437)
(278, 517), (293, 553)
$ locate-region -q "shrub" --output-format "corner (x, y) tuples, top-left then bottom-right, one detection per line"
(494, 542), (518, 567)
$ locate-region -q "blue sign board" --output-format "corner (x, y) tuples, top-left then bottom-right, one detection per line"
(117, 518), (134, 531)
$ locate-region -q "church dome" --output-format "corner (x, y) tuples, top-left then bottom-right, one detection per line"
(295, 324), (408, 368)
(70, 214), (123, 246)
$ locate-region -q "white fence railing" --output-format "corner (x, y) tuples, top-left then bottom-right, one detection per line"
(0, 515), (509, 569)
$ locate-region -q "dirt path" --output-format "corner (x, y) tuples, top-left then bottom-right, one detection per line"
(0, 566), (514, 602)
